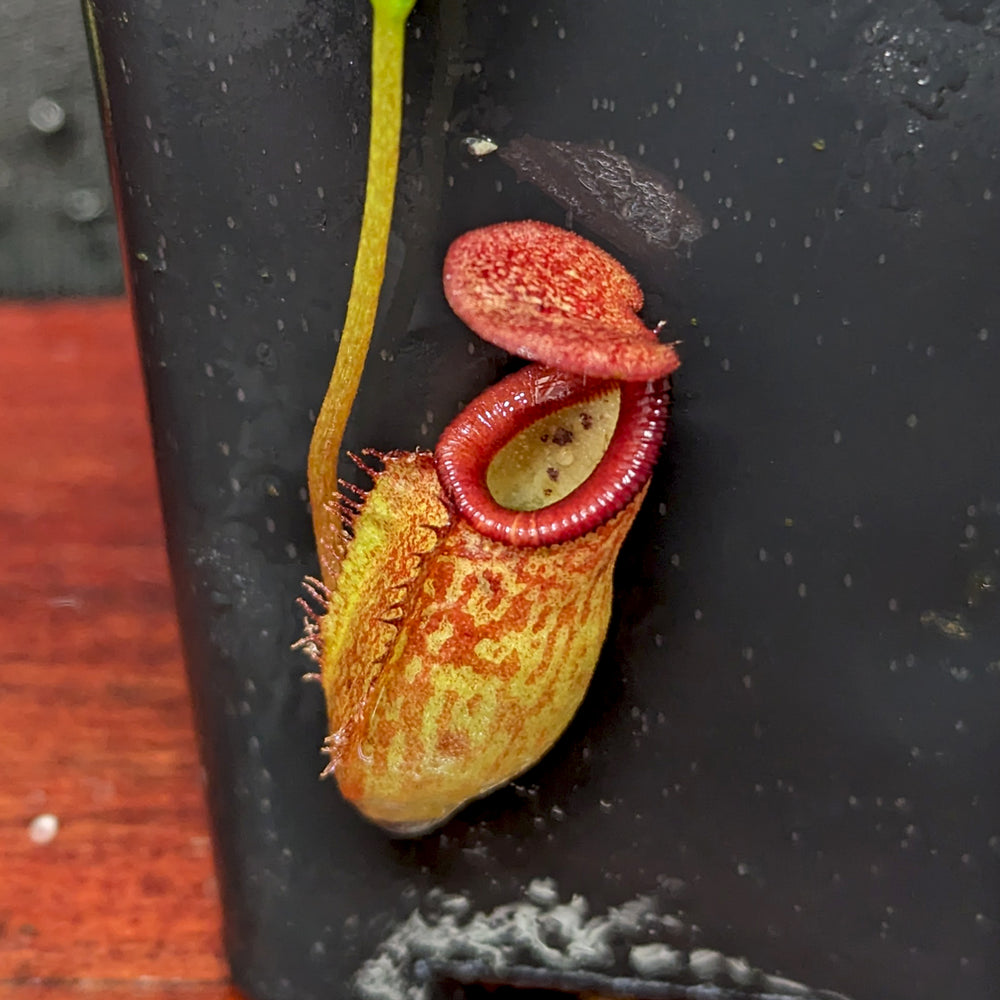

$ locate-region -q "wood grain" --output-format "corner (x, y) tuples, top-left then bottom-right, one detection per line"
(0, 301), (234, 998)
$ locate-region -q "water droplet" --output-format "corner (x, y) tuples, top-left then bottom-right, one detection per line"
(63, 188), (105, 223)
(28, 813), (59, 844)
(28, 96), (66, 134)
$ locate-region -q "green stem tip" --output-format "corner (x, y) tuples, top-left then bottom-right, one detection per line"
(307, 0), (417, 584)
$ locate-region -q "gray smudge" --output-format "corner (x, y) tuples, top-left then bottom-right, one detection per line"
(354, 882), (852, 1000)
(500, 136), (703, 260)
(629, 941), (685, 978)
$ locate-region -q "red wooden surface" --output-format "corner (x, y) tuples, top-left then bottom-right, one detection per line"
(0, 301), (237, 998)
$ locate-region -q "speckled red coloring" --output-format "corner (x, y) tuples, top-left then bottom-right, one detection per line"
(442, 220), (680, 382)
(311, 219), (682, 832)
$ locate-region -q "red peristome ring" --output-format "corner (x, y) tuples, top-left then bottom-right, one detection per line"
(434, 364), (669, 547)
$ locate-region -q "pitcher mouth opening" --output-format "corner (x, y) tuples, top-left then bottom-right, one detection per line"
(487, 380), (622, 513)
(434, 364), (669, 547)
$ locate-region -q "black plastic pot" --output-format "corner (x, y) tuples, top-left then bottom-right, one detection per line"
(88, 1), (1000, 998)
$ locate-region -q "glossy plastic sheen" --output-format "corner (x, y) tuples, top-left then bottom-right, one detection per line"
(87, 0), (1000, 997)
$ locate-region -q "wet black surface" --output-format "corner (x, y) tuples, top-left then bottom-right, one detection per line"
(88, 0), (1000, 998)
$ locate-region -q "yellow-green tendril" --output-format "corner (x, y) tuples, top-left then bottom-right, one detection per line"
(308, 0), (417, 583)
